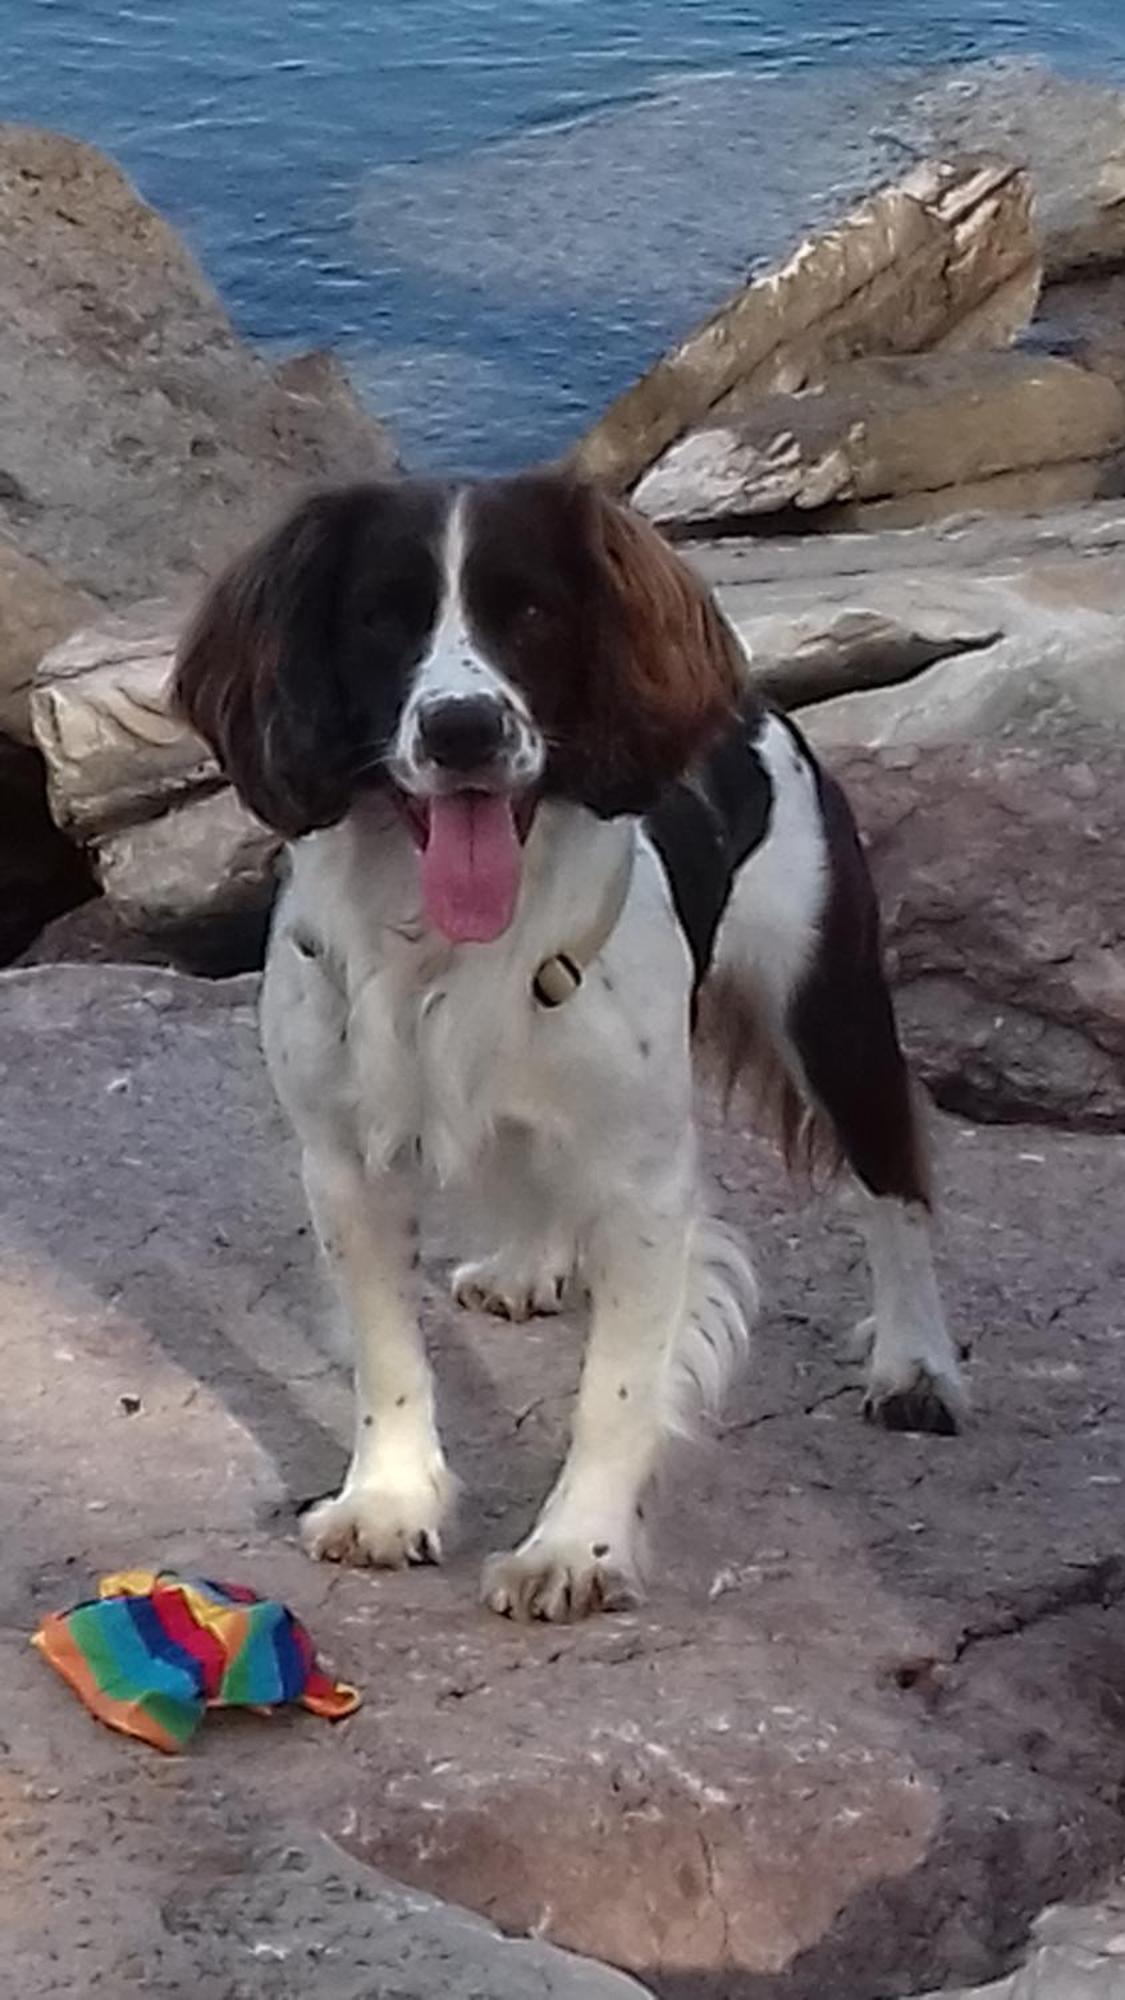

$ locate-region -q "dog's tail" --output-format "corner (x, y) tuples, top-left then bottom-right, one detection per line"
(665, 1216), (758, 1436)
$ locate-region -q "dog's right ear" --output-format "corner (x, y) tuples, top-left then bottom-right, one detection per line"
(174, 490), (368, 836)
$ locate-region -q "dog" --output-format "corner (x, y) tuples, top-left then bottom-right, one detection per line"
(174, 469), (966, 1621)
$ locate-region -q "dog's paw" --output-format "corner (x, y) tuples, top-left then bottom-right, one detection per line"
(481, 1534), (643, 1622)
(863, 1359), (968, 1437)
(300, 1470), (454, 1568)
(452, 1252), (575, 1323)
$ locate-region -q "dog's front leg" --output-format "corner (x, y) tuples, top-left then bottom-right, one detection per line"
(299, 1150), (456, 1567)
(482, 1182), (692, 1620)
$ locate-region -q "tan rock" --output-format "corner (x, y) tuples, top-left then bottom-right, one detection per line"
(633, 352), (1125, 530)
(0, 539), (98, 743)
(30, 603), (278, 958)
(572, 155), (1039, 494)
(31, 603), (205, 839)
(0, 124), (395, 605)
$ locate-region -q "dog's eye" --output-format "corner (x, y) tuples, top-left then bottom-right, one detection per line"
(359, 578), (434, 635)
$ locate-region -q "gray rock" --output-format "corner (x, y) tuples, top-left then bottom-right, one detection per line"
(2, 964), (1124, 1996)
(903, 61), (1125, 284)
(159, 1827), (656, 1999)
(914, 1877), (1125, 1999)
(95, 785), (280, 938)
(835, 734), (1125, 1131)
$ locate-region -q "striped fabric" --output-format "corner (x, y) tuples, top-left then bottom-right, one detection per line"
(33, 1569), (359, 1752)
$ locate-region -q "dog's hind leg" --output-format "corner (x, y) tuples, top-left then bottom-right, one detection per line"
(708, 714), (966, 1434)
(451, 1127), (580, 1322)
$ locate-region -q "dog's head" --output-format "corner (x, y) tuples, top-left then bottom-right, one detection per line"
(174, 472), (741, 942)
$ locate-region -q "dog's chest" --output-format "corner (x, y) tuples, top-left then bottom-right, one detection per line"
(339, 932), (552, 1182)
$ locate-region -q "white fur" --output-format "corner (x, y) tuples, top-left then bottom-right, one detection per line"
(265, 772), (758, 1613)
(390, 498), (544, 796)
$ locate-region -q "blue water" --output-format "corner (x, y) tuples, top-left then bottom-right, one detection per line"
(4, 1), (1125, 469)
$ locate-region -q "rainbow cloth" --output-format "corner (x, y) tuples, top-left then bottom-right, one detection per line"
(32, 1569), (359, 1752)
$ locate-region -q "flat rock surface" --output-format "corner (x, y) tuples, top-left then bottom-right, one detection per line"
(1, 965), (1123, 1998)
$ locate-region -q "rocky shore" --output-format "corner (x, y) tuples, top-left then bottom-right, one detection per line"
(1, 64), (1124, 2000)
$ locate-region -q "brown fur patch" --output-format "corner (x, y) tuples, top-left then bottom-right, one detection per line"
(593, 495), (744, 784)
(695, 971), (844, 1188)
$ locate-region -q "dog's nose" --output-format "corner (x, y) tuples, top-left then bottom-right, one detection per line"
(417, 695), (512, 773)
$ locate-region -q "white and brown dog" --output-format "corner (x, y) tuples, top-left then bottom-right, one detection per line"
(175, 471), (965, 1621)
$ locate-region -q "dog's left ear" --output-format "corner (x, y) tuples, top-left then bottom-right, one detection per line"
(589, 492), (743, 806)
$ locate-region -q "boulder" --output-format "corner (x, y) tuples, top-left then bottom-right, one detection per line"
(916, 1878), (1125, 2000)
(0, 124), (396, 607)
(2, 964), (1124, 1995)
(95, 788), (279, 969)
(28, 603), (278, 969)
(572, 156), (1040, 495)
(0, 538), (99, 744)
(633, 352), (1125, 533)
(901, 61), (1125, 283)
(30, 602), (211, 839)
(835, 735), (1125, 1132)
(0, 122), (396, 969)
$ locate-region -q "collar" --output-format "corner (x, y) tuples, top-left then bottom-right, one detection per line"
(531, 837), (636, 1009)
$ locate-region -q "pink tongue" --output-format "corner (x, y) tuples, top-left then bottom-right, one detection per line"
(420, 792), (522, 943)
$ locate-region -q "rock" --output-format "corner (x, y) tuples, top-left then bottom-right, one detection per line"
(693, 498), (1125, 750)
(0, 538), (99, 744)
(0, 124), (396, 606)
(30, 603), (208, 839)
(633, 353), (1125, 533)
(15, 894), (183, 971)
(748, 610), (1003, 712)
(834, 735), (1125, 1131)
(0, 541), (101, 963)
(572, 156), (1040, 495)
(1031, 271), (1125, 404)
(30, 603), (277, 970)
(0, 739), (95, 963)
(159, 1828), (656, 2000)
(902, 61), (1125, 284)
(915, 1878), (1125, 2000)
(95, 788), (279, 967)
(2, 963), (1124, 1996)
